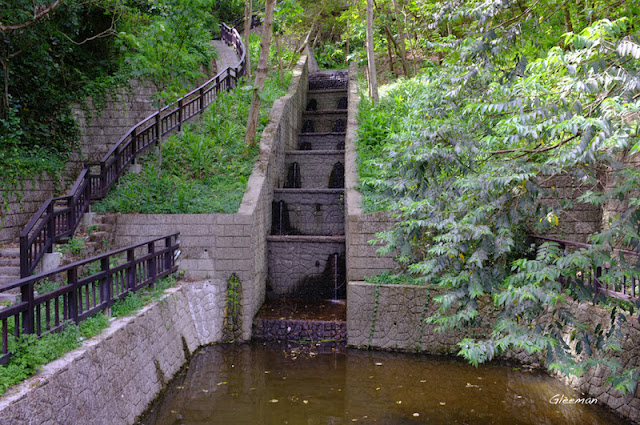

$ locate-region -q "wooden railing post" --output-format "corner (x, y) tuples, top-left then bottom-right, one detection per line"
(100, 162), (107, 198)
(68, 268), (79, 324)
(178, 99), (183, 131)
(155, 113), (161, 142)
(68, 197), (76, 232)
(20, 281), (34, 335)
(594, 266), (602, 295)
(101, 257), (112, 316)
(164, 236), (173, 271)
(148, 242), (156, 288)
(131, 128), (137, 162)
(215, 75), (220, 94)
(19, 236), (29, 278)
(127, 248), (136, 292)
(199, 87), (204, 113)
(46, 203), (54, 252)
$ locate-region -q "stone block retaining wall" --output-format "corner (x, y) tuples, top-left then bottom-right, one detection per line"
(298, 133), (345, 150)
(272, 189), (344, 236)
(346, 281), (640, 423)
(112, 56), (310, 340)
(344, 63), (398, 282)
(0, 81), (165, 245)
(285, 151), (344, 188)
(0, 280), (226, 425)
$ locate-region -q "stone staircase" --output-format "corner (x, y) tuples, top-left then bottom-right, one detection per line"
(0, 245), (20, 286)
(266, 71), (348, 301)
(254, 70), (348, 342)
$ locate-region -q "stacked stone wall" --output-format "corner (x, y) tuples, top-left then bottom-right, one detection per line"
(0, 280), (226, 425)
(344, 62), (398, 282)
(0, 80), (166, 245)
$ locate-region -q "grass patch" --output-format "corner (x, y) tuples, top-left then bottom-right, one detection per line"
(94, 69), (291, 215)
(0, 275), (178, 396)
(111, 274), (178, 317)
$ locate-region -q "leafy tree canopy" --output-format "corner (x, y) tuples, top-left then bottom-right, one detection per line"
(353, 0), (640, 393)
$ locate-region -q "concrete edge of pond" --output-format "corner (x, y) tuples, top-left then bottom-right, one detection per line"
(346, 281), (640, 423)
(0, 280), (227, 425)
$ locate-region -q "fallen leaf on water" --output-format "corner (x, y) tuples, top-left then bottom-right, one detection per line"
(375, 362), (383, 366)
(177, 386), (184, 390)
(269, 399), (279, 403)
(466, 383), (479, 388)
(413, 413), (420, 417)
(396, 401), (402, 404)
(439, 402), (446, 406)
(217, 382), (227, 386)
(419, 380), (427, 383)
(303, 400), (309, 404)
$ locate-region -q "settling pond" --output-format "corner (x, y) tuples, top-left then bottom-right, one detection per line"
(138, 342), (631, 425)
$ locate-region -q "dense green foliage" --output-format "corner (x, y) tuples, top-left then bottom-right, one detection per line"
(354, 0), (640, 392)
(0, 0), (227, 200)
(94, 65), (291, 214)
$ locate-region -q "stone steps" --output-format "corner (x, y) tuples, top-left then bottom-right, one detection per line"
(272, 189), (344, 236)
(301, 110), (347, 134)
(266, 70), (348, 303)
(284, 150), (345, 189)
(297, 132), (345, 150)
(266, 235), (346, 300)
(0, 245), (20, 286)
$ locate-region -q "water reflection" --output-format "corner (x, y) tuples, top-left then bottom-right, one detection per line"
(138, 342), (630, 425)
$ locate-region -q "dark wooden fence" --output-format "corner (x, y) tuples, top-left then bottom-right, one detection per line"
(19, 22), (250, 278)
(1, 234), (180, 364)
(533, 235), (640, 303)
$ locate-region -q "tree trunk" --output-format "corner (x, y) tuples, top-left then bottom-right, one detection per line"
(366, 0), (379, 104)
(275, 33), (284, 88)
(392, 0), (410, 77)
(384, 28), (397, 78)
(244, 0), (276, 147)
(243, 0), (253, 81)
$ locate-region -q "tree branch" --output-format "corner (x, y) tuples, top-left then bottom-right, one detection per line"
(490, 133), (580, 156)
(0, 0), (65, 32)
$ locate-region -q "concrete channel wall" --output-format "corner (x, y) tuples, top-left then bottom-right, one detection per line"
(346, 281), (640, 422)
(344, 62), (398, 282)
(0, 281), (226, 425)
(113, 56), (309, 340)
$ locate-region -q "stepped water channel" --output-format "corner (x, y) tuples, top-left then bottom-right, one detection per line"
(253, 70), (350, 342)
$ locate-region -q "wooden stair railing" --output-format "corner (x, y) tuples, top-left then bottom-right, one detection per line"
(19, 21), (252, 278)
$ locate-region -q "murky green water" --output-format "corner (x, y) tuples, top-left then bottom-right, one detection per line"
(138, 342), (631, 425)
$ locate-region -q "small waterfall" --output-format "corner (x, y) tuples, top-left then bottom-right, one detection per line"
(286, 162), (301, 188)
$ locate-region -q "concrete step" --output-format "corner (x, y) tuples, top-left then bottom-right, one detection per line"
(0, 275), (19, 285)
(297, 132), (345, 151)
(0, 266), (19, 275)
(267, 235), (346, 300)
(308, 70), (348, 90)
(301, 110), (348, 133)
(272, 189), (344, 236)
(306, 89), (348, 112)
(0, 247), (19, 258)
(0, 257), (20, 267)
(284, 150), (345, 189)
(88, 231), (111, 242)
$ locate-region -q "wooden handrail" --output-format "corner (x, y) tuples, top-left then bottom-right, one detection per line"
(18, 20), (255, 278)
(531, 235), (640, 303)
(1, 234), (180, 364)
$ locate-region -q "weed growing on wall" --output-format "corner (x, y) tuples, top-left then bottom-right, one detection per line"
(0, 314), (109, 396)
(224, 273), (242, 342)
